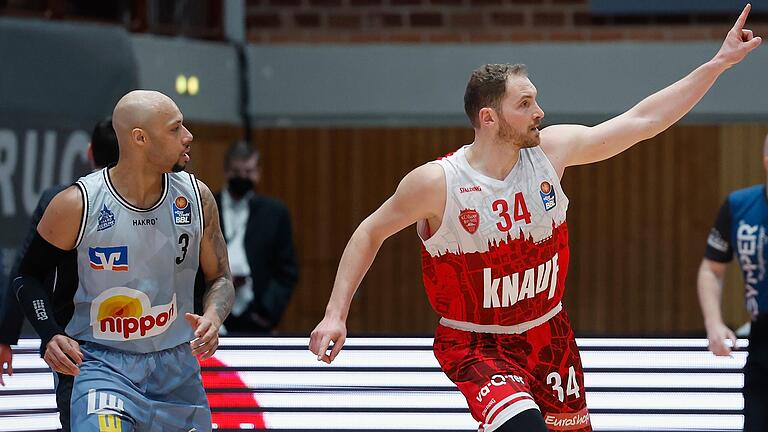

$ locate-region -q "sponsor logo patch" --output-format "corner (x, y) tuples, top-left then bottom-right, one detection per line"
(97, 205), (116, 231)
(539, 181), (556, 211)
(88, 246), (128, 272)
(90, 287), (177, 341)
(173, 196), (191, 225)
(543, 408), (591, 430)
(132, 217), (158, 227)
(87, 389), (125, 431)
(459, 208), (480, 234)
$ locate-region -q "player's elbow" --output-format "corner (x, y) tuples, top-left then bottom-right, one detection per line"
(356, 217), (388, 248)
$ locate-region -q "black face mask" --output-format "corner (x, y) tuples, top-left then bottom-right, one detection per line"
(228, 176), (254, 197)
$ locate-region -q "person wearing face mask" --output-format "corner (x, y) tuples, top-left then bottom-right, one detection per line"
(216, 141), (298, 334)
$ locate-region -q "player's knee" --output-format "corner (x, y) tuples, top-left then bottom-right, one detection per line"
(493, 408), (548, 432)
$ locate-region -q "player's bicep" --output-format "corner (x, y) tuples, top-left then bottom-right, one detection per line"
(361, 163), (445, 242)
(541, 114), (653, 170)
(197, 181), (231, 282)
(37, 186), (84, 251)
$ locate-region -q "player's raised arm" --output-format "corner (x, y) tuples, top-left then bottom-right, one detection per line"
(541, 4), (761, 174)
(189, 180), (235, 360)
(309, 163), (445, 363)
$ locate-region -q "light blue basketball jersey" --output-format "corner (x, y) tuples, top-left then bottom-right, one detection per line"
(66, 168), (203, 353)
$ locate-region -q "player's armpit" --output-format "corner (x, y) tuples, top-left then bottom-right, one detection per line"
(196, 180), (234, 325)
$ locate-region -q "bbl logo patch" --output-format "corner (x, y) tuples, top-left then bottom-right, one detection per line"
(459, 208), (480, 234)
(96, 205), (116, 231)
(89, 246), (128, 271)
(173, 196), (191, 225)
(539, 181), (556, 211)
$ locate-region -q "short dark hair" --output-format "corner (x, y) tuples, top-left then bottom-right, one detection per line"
(224, 141), (259, 169)
(464, 63), (528, 128)
(91, 116), (119, 168)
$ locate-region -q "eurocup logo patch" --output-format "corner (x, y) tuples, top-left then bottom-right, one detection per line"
(459, 208), (480, 234)
(88, 246), (128, 271)
(96, 205), (116, 231)
(173, 196), (191, 225)
(539, 181), (556, 211)
(91, 287), (177, 341)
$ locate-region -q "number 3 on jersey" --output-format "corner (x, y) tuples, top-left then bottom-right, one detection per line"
(492, 192), (531, 232)
(176, 233), (189, 265)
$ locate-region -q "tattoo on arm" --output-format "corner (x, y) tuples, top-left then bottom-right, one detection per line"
(200, 182), (235, 324)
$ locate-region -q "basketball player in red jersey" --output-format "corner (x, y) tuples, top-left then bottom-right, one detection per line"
(310, 5), (760, 431)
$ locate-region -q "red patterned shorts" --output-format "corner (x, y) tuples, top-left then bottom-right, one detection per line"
(433, 310), (591, 432)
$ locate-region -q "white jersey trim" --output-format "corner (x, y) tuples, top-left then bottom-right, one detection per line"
(417, 161), (449, 242)
(439, 302), (562, 334)
(483, 397), (540, 432)
(103, 167), (169, 213)
(189, 173), (204, 235)
(74, 181), (88, 248)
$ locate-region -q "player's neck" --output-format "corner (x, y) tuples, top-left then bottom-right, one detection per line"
(467, 137), (521, 181)
(109, 162), (166, 208)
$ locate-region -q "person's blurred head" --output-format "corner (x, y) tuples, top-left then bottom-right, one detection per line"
(89, 116), (119, 169)
(224, 141), (260, 199)
(112, 90), (193, 174)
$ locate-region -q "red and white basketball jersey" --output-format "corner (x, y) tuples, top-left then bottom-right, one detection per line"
(420, 144), (569, 330)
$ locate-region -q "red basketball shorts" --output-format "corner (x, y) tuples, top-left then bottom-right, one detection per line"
(433, 310), (591, 432)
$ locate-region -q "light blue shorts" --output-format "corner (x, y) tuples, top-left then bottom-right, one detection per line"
(70, 342), (211, 431)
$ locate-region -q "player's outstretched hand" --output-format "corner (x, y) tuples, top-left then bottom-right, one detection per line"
(705, 321), (738, 357)
(714, 3), (762, 68)
(186, 312), (220, 360)
(309, 316), (347, 364)
(0, 344), (13, 386)
(44, 335), (83, 376)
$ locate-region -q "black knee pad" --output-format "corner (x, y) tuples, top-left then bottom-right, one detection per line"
(494, 408), (548, 432)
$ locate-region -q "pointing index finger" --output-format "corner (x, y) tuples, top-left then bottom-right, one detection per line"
(735, 3), (752, 31)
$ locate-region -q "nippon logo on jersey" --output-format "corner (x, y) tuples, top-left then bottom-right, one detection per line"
(91, 287), (177, 341)
(539, 181), (557, 211)
(173, 196), (192, 225)
(459, 208), (480, 234)
(89, 246), (129, 272)
(97, 205), (116, 231)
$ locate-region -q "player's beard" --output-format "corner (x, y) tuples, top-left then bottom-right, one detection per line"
(171, 163), (186, 173)
(498, 115), (539, 149)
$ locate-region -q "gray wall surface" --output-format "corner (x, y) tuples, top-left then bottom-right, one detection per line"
(0, 18), (138, 256)
(131, 34), (241, 125)
(248, 42), (765, 127)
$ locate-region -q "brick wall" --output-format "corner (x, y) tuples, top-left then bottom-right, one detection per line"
(245, 0), (768, 43)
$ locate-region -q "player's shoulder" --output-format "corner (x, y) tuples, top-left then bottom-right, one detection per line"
(400, 162), (445, 193)
(728, 184), (764, 204)
(194, 178), (214, 200)
(50, 185), (85, 209)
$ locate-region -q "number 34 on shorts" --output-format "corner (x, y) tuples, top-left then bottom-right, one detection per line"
(547, 365), (581, 402)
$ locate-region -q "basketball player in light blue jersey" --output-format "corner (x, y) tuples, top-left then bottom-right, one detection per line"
(13, 90), (235, 431)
